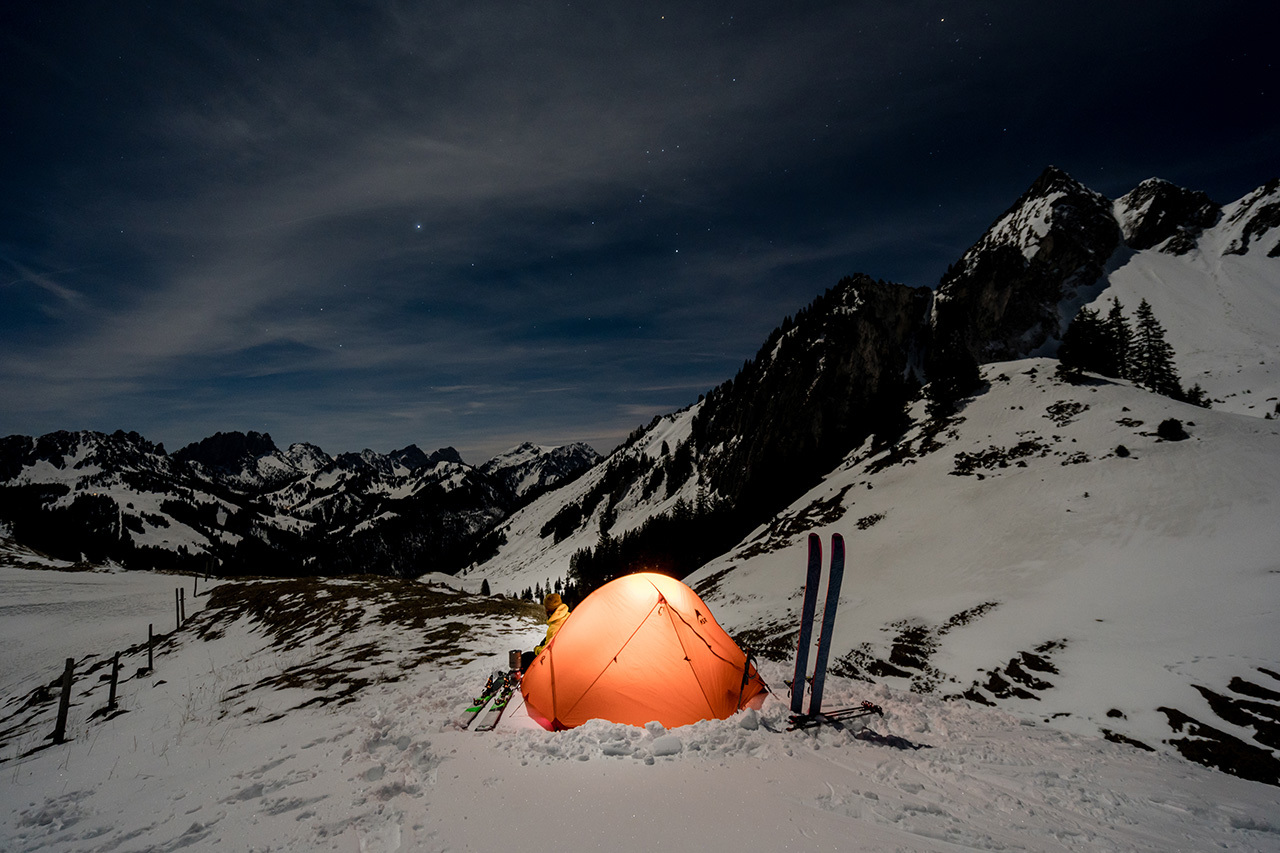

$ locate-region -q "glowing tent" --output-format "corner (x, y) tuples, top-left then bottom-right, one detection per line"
(520, 572), (768, 730)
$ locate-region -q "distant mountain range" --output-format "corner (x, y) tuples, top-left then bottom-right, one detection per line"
(0, 430), (598, 576)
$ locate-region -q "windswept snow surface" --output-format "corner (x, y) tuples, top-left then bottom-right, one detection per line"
(0, 561), (210, 696)
(1, 567), (1278, 853)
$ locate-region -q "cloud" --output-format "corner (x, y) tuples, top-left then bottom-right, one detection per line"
(1, 256), (87, 314)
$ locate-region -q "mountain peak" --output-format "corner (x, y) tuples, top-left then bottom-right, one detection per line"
(480, 441), (600, 502)
(425, 446), (465, 467)
(387, 444), (431, 471)
(936, 168), (1120, 362)
(1221, 177), (1280, 258)
(1026, 164), (1091, 198)
(174, 430), (279, 471)
(1114, 178), (1220, 252)
(951, 166), (1115, 271)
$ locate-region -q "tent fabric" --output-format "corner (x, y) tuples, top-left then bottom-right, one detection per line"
(520, 572), (768, 731)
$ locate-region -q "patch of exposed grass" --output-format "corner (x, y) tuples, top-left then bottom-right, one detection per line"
(196, 576), (544, 713)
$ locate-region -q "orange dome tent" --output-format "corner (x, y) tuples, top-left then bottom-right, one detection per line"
(520, 572), (768, 730)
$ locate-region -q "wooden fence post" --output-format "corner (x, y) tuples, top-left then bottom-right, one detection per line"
(180, 588), (186, 625)
(193, 575), (198, 598)
(175, 588), (181, 630)
(52, 657), (74, 743)
(107, 651), (121, 710)
(148, 623), (154, 671)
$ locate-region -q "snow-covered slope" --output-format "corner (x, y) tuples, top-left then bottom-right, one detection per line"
(3, 567), (1278, 853)
(1094, 177), (1280, 417)
(685, 359), (1280, 780)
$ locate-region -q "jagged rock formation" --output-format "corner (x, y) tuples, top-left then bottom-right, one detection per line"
(1114, 178), (1221, 252)
(694, 275), (931, 517)
(933, 166), (1123, 363)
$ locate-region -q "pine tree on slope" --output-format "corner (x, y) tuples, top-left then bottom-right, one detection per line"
(1102, 297), (1132, 379)
(1128, 299), (1184, 399)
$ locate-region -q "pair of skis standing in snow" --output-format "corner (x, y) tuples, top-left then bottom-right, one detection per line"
(458, 532), (880, 732)
(788, 532), (883, 731)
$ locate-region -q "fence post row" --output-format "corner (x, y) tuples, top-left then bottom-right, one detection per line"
(49, 578), (200, 743)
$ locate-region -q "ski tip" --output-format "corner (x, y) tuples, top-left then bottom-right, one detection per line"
(831, 531), (844, 547)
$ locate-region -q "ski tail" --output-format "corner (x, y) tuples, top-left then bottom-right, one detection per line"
(807, 532), (845, 716)
(790, 533), (823, 715)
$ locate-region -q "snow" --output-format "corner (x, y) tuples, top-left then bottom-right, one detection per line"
(1090, 219), (1280, 417)
(0, 563), (209, 696)
(968, 191), (1066, 263)
(2, 566), (1278, 852)
(457, 403), (702, 590)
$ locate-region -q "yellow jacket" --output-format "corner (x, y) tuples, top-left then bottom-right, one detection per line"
(534, 603), (571, 654)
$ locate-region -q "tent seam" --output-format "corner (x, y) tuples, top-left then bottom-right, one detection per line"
(663, 602), (718, 718)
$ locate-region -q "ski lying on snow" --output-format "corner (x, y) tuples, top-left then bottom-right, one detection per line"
(453, 669), (505, 730)
(473, 671), (518, 732)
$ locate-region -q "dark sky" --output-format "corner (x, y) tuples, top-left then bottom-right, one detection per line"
(3, 2), (1276, 462)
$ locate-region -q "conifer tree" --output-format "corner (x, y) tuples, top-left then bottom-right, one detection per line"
(1056, 306), (1107, 380)
(1129, 299), (1183, 398)
(1102, 297), (1132, 379)
(926, 332), (982, 420)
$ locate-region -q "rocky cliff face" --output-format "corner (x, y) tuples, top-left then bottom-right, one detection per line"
(693, 275), (931, 517)
(933, 166), (1122, 363)
(1220, 177), (1280, 257)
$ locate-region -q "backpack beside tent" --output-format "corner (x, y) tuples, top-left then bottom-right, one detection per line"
(520, 572), (767, 730)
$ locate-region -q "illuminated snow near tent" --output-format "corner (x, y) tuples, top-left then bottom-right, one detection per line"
(520, 572), (767, 730)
